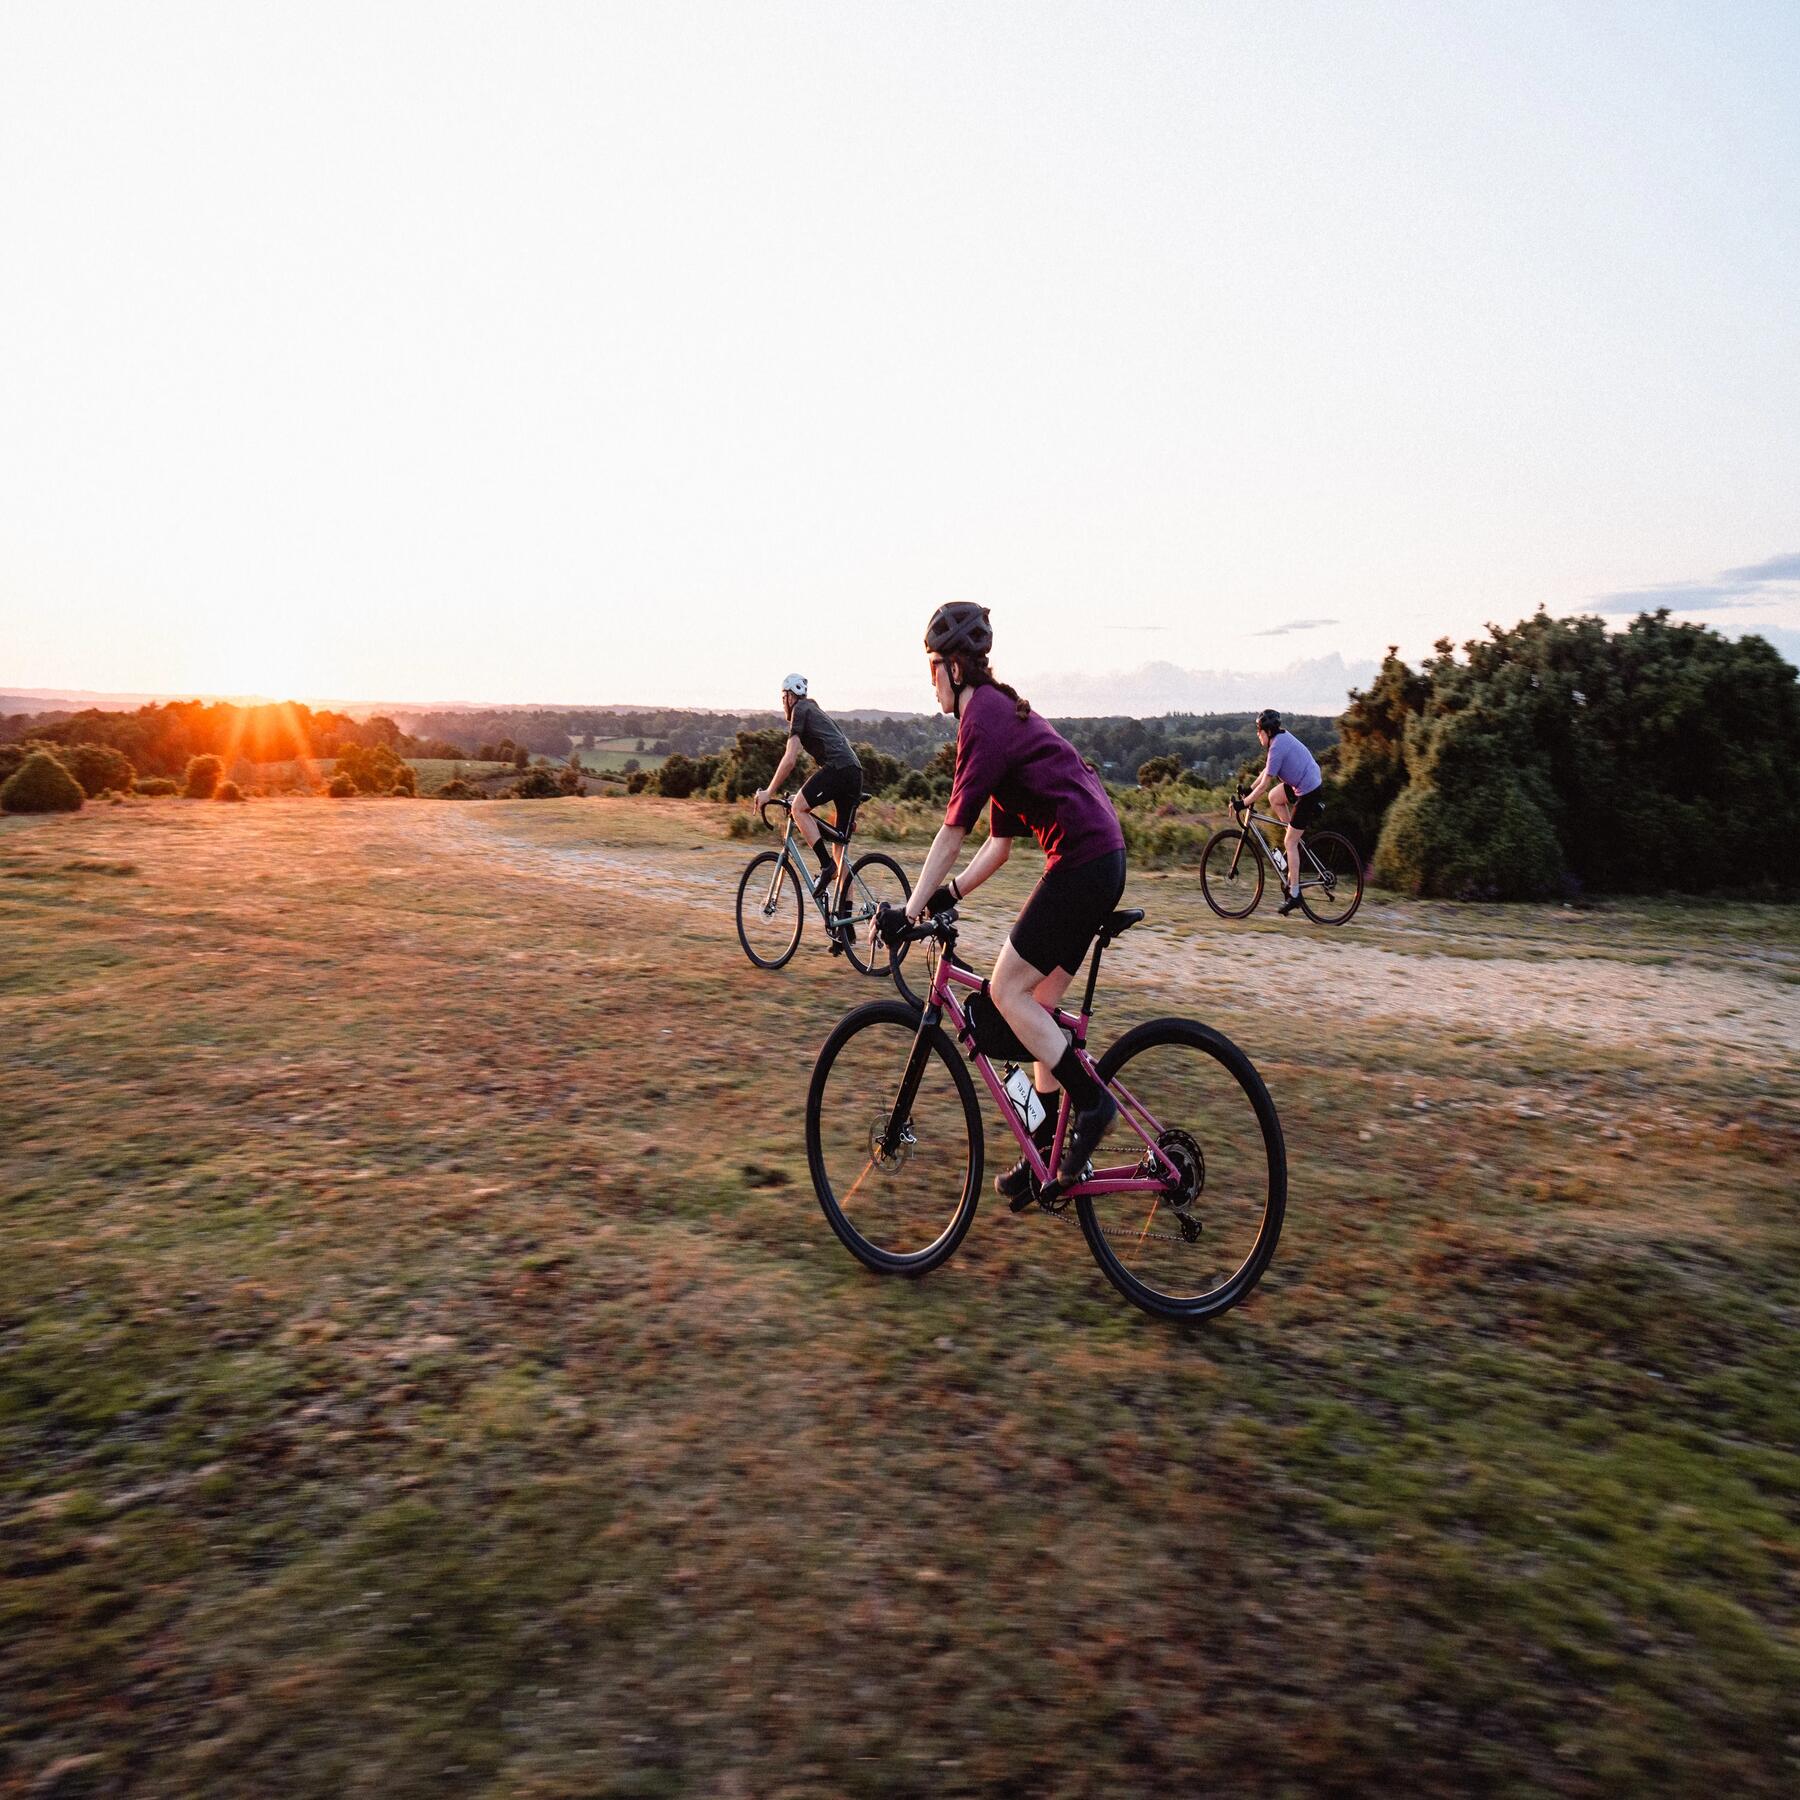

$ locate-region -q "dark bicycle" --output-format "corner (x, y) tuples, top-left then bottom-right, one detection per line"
(1199, 794), (1364, 925)
(735, 795), (915, 992)
(805, 902), (1286, 1321)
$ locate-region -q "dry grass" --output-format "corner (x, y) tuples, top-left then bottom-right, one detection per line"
(2, 797), (1795, 1796)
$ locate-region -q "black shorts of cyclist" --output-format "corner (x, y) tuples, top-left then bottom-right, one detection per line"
(800, 764), (861, 835)
(1008, 847), (1128, 977)
(1283, 781), (1324, 828)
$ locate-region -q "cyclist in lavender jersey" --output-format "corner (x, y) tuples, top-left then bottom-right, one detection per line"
(877, 603), (1127, 1207)
(1241, 707), (1323, 917)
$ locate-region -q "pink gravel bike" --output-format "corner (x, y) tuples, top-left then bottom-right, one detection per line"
(803, 903), (1286, 1320)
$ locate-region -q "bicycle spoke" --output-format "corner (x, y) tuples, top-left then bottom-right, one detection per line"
(1082, 1022), (1283, 1313)
(810, 1010), (976, 1261)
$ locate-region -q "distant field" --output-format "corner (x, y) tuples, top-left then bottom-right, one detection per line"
(576, 746), (666, 773)
(2, 796), (1796, 1795)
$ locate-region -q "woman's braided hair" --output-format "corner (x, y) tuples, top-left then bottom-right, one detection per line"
(954, 647), (1031, 722)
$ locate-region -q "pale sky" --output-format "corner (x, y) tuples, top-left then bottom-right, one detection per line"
(3, 1), (1797, 711)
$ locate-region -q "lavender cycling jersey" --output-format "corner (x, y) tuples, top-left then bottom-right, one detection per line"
(944, 684), (1123, 872)
(1265, 731), (1322, 796)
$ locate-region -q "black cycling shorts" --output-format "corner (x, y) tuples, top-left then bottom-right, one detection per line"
(1008, 847), (1128, 977)
(800, 764), (861, 834)
(1283, 781), (1324, 828)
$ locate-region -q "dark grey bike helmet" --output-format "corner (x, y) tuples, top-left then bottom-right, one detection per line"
(924, 602), (993, 659)
(1256, 708), (1282, 735)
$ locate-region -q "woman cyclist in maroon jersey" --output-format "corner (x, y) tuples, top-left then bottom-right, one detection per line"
(879, 603), (1127, 1209)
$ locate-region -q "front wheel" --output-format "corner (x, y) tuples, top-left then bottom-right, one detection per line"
(735, 850), (804, 969)
(805, 1000), (983, 1275)
(1298, 830), (1364, 925)
(1200, 827), (1264, 919)
(1077, 1018), (1285, 1321)
(841, 852), (913, 985)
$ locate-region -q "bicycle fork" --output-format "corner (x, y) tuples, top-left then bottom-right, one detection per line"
(878, 1003), (940, 1159)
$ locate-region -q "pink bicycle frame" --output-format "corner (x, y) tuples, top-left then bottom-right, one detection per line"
(925, 947), (1177, 1199)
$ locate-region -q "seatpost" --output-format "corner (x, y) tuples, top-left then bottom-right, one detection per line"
(1078, 936), (1105, 1023)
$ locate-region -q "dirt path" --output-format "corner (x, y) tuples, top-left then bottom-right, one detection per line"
(438, 804), (1800, 1070)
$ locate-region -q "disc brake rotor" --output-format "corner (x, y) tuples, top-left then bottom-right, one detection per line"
(869, 1112), (915, 1172)
(1145, 1127), (1205, 1236)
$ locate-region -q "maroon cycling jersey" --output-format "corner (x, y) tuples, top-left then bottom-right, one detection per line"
(944, 683), (1123, 872)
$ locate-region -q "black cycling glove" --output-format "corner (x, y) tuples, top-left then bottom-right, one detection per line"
(874, 903), (910, 946)
(925, 885), (955, 915)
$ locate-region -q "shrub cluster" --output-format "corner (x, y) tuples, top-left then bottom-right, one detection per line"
(184, 754), (223, 799)
(1, 750), (85, 814)
(1343, 611), (1799, 898)
(335, 743), (417, 795)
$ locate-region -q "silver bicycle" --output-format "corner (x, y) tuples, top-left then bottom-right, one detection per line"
(1199, 794), (1364, 925)
(734, 795), (917, 996)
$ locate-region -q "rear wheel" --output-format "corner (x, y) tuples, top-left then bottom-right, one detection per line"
(1200, 828), (1264, 919)
(1077, 1018), (1285, 1321)
(1298, 830), (1364, 925)
(735, 850), (804, 969)
(841, 853), (913, 983)
(806, 1001), (983, 1275)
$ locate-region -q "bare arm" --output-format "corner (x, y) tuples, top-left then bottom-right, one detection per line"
(753, 736), (804, 807)
(952, 830), (1011, 898)
(904, 823), (968, 921)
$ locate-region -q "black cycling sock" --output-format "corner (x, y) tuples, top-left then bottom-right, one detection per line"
(1052, 1045), (1103, 1113)
(1032, 1090), (1059, 1144)
(815, 846), (835, 882)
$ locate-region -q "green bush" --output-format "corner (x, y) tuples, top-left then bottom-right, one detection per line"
(711, 728), (788, 801)
(390, 763), (419, 797)
(135, 776), (179, 797)
(1, 750), (85, 814)
(657, 752), (698, 798)
(0, 739), (65, 786)
(1136, 753), (1184, 788)
(726, 810), (755, 840)
(556, 761), (585, 796)
(215, 779), (245, 803)
(625, 769), (652, 795)
(436, 778), (483, 800)
(336, 742), (412, 795)
(327, 772), (358, 798)
(64, 742), (136, 798)
(512, 768), (560, 799)
(184, 754), (223, 799)
(1373, 773), (1564, 899)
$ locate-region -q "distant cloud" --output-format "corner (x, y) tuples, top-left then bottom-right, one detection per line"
(1591, 551), (1800, 616)
(1251, 617), (1338, 637)
(1720, 552), (1800, 584)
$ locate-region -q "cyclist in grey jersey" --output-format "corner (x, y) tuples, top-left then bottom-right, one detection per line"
(753, 673), (864, 898)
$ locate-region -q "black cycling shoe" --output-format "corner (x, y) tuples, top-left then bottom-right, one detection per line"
(1277, 891), (1302, 916)
(997, 1158), (1040, 1211)
(1047, 1094), (1117, 1194)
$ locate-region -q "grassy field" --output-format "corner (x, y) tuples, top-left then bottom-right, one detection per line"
(576, 747), (667, 774)
(3, 795), (1796, 1796)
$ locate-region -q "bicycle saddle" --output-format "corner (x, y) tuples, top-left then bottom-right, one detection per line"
(1098, 908), (1145, 946)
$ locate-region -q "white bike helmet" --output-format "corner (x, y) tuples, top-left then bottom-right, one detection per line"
(780, 672), (808, 698)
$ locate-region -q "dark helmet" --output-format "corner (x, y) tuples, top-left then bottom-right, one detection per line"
(1256, 708), (1282, 736)
(924, 602), (993, 660)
